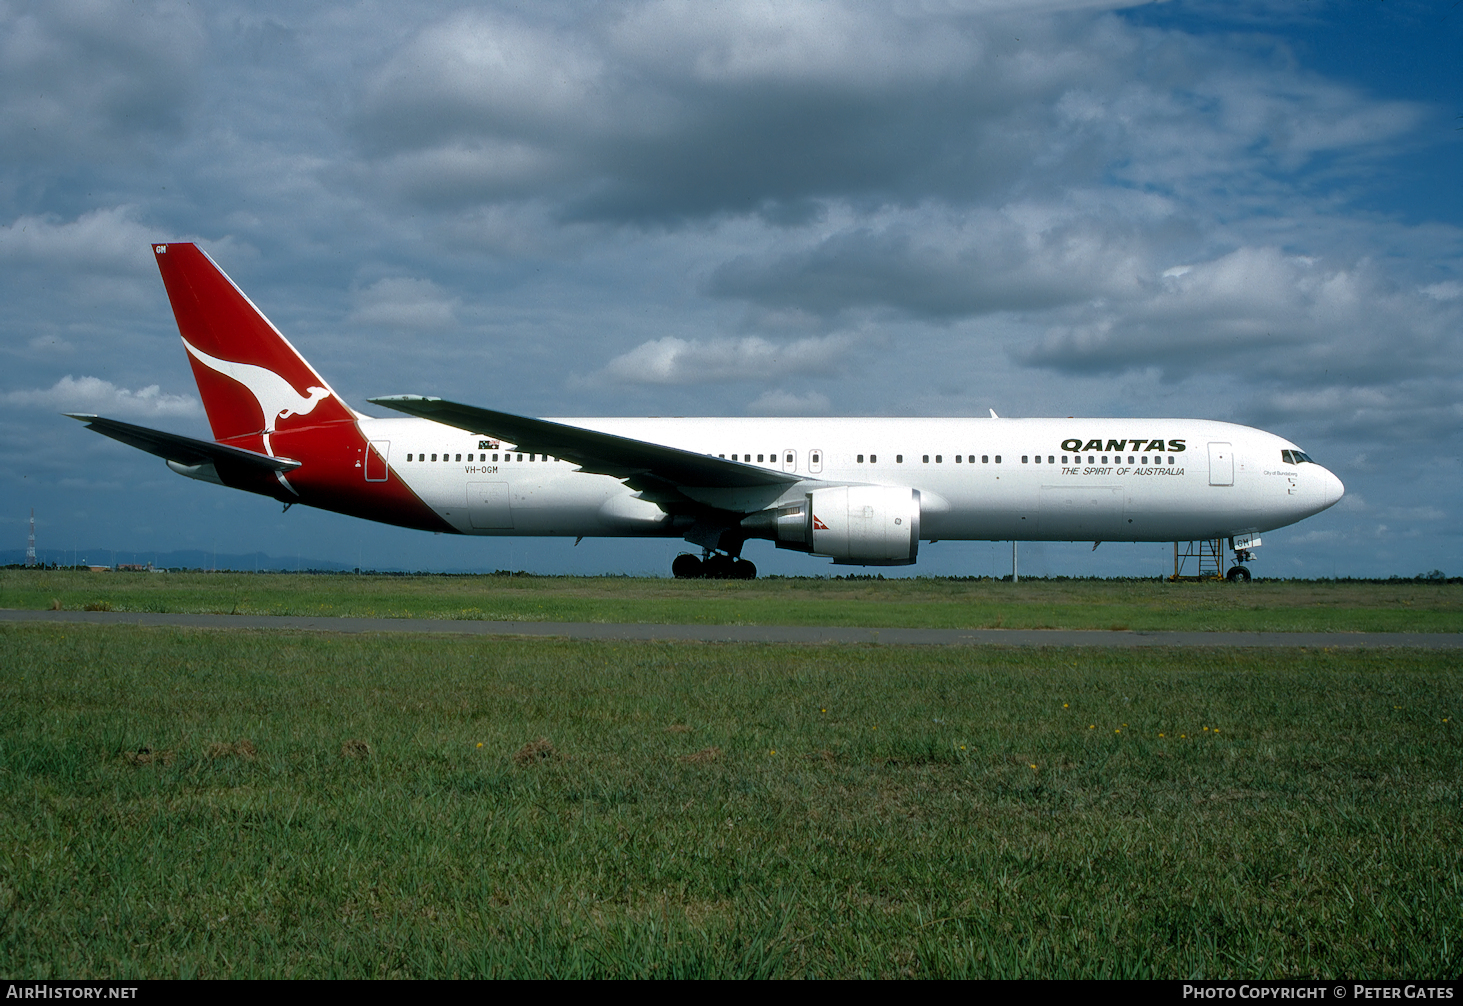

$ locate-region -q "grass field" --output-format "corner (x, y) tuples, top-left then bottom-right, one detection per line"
(3, 569), (1461, 632)
(1, 622), (1458, 978)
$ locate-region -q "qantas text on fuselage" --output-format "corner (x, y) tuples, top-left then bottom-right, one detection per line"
(68, 243), (1343, 579)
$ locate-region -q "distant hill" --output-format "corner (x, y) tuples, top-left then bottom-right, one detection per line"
(2, 548), (362, 572)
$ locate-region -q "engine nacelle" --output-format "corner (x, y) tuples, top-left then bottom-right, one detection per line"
(807, 486), (920, 565)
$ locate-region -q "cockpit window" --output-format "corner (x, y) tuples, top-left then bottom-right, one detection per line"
(1281, 449), (1315, 464)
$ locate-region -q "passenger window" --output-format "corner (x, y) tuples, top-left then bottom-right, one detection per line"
(955, 455), (962, 463)
(431, 453), (437, 462)
(757, 454), (764, 462)
(1101, 456), (1108, 464)
(1128, 456), (1134, 464)
(870, 454), (877, 463)
(517, 454), (523, 461)
(1061, 456), (1067, 463)
(995, 455), (1002, 463)
(1142, 456), (1148, 464)
(922, 455), (929, 463)
(407, 453), (413, 462)
(493, 454), (499, 461)
(1022, 456), (1028, 463)
(1047, 456), (1054, 464)
(982, 455), (989, 463)
(896, 455), (903, 463)
(936, 455), (942, 463)
(857, 454), (864, 463)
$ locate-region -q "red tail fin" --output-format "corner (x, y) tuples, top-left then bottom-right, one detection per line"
(152, 243), (356, 450)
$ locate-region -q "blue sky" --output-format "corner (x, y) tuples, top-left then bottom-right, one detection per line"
(2, 0), (1459, 577)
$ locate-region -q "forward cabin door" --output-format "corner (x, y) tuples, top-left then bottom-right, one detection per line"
(1208, 442), (1233, 486)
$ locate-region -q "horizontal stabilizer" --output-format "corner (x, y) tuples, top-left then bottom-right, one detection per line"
(370, 396), (800, 490)
(67, 414), (301, 472)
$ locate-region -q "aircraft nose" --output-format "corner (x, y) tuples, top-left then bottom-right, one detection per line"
(1321, 467), (1344, 509)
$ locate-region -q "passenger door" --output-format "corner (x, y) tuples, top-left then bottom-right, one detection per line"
(1208, 442), (1233, 486)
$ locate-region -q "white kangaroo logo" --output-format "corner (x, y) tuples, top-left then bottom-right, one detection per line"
(182, 338), (332, 434)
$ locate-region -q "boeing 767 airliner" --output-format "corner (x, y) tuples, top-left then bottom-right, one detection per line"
(69, 243), (1343, 579)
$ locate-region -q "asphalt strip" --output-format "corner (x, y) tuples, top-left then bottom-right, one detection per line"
(2, 608), (1459, 648)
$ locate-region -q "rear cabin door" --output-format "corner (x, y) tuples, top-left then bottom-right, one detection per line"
(365, 441), (390, 482)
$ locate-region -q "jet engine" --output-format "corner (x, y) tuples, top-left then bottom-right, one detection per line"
(808, 485), (921, 565)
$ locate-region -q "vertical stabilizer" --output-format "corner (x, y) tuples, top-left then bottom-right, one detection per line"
(152, 243), (356, 451)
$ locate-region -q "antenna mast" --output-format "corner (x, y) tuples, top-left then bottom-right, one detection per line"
(25, 509), (36, 567)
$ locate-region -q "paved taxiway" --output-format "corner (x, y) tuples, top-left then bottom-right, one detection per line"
(3, 608), (1460, 647)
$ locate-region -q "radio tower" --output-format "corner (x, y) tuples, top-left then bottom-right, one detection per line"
(25, 509), (36, 567)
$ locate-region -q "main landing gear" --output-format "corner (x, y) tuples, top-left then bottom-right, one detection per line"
(672, 552), (757, 580)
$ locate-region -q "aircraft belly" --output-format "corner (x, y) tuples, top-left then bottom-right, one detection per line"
(1036, 484), (1126, 540)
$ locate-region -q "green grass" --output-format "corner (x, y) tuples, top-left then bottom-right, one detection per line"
(1, 623), (1458, 977)
(4, 569), (1461, 632)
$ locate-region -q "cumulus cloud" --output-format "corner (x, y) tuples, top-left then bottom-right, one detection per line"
(348, 2), (1424, 224)
(744, 388), (831, 415)
(348, 278), (459, 330)
(350, 4), (1108, 218)
(708, 200), (1158, 317)
(598, 333), (853, 385)
(0, 207), (159, 274)
(2, 376), (201, 417)
(1022, 246), (1463, 388)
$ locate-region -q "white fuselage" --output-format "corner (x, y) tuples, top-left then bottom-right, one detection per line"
(360, 415), (1343, 544)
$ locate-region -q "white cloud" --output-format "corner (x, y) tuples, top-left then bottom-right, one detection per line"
(599, 333), (853, 385)
(1, 375), (201, 417)
(0, 207), (158, 274)
(745, 389), (831, 415)
(610, 0), (977, 88)
(348, 278), (459, 330)
(709, 198), (1160, 316)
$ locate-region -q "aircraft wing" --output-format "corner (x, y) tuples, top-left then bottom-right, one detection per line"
(67, 414), (302, 473)
(369, 395), (800, 489)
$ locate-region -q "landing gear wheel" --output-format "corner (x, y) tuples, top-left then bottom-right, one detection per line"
(1226, 565), (1251, 583)
(731, 558), (757, 580)
(701, 554), (735, 579)
(672, 553), (703, 579)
